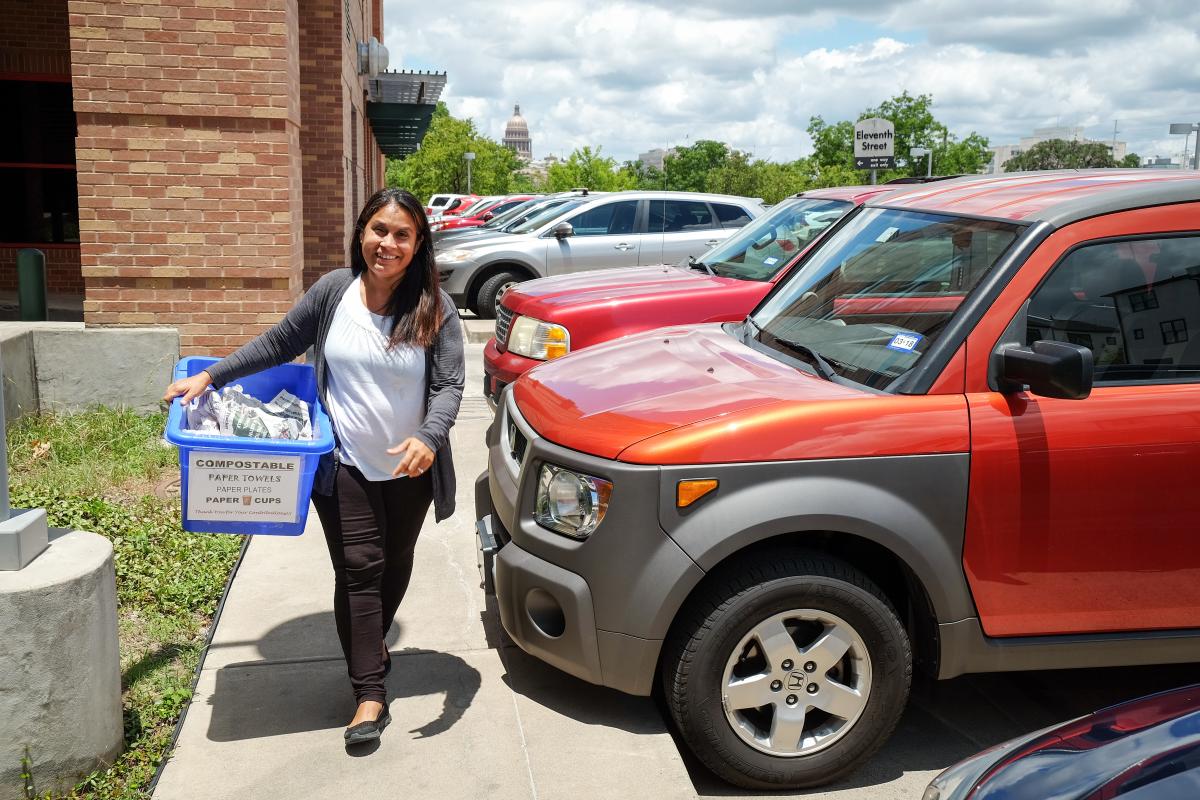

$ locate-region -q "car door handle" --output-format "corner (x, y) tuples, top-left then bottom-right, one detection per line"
(613, 243), (635, 251)
(704, 239), (721, 247)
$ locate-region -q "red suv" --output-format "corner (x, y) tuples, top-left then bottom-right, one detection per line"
(483, 185), (898, 405)
(476, 171), (1200, 789)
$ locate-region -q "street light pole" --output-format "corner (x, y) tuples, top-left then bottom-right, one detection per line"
(463, 151), (475, 194)
(1169, 123), (1200, 170)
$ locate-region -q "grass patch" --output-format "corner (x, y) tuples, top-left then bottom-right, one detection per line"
(9, 407), (242, 799)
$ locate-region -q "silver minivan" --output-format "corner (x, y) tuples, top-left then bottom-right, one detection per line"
(436, 191), (764, 317)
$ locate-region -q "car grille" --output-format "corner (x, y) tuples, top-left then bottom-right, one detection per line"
(495, 303), (514, 350)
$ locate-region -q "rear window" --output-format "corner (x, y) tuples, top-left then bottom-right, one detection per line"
(715, 203), (753, 228)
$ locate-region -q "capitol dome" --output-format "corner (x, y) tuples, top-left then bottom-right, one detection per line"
(503, 103), (532, 162)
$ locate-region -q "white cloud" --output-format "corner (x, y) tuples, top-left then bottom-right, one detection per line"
(383, 0), (1200, 165)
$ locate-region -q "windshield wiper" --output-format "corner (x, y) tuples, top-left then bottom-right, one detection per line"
(688, 256), (715, 275)
(769, 336), (838, 381)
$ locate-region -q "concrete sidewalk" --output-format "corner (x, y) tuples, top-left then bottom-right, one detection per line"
(152, 333), (694, 800)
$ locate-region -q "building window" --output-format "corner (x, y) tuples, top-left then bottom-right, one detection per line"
(1133, 328), (1144, 340)
(1161, 318), (1188, 345)
(0, 80), (77, 244)
(1129, 289), (1159, 311)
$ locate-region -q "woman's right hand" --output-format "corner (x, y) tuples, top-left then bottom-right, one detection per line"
(163, 370), (214, 405)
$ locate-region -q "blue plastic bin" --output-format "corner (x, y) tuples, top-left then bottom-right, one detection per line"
(164, 356), (335, 536)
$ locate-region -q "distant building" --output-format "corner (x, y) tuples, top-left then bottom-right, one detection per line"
(988, 126), (1128, 173)
(638, 148), (674, 171)
(1144, 156), (1186, 169)
(503, 104), (533, 162)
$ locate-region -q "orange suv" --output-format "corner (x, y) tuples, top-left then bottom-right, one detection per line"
(476, 170), (1200, 789)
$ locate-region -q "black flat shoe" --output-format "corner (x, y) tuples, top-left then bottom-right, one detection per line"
(344, 703), (390, 745)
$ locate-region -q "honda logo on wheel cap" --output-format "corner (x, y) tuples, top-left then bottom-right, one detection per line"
(786, 671), (805, 690)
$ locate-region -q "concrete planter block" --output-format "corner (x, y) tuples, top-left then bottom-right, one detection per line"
(0, 509), (49, 571)
(0, 531), (123, 799)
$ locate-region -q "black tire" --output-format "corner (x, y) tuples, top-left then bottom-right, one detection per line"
(662, 550), (911, 790)
(474, 271), (521, 319)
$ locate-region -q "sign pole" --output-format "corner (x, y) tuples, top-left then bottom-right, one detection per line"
(870, 169), (877, 186)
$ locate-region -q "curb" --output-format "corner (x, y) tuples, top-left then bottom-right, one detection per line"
(460, 319), (493, 345)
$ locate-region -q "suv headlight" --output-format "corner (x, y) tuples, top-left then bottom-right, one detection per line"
(508, 315), (570, 360)
(436, 249), (475, 264)
(534, 464), (612, 539)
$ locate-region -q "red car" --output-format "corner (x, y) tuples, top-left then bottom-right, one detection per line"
(477, 170), (1200, 789)
(433, 195), (536, 233)
(483, 185), (897, 405)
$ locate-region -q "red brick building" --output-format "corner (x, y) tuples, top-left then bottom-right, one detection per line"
(2, 0), (443, 353)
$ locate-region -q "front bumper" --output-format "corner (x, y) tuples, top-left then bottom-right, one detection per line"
(475, 391), (704, 696)
(482, 338), (541, 406)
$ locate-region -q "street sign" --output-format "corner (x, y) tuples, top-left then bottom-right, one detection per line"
(854, 117), (896, 170)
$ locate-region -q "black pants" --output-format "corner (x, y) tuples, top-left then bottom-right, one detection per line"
(312, 463), (433, 704)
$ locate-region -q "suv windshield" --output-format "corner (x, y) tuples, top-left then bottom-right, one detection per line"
(749, 207), (1022, 391)
(509, 198), (590, 235)
(698, 197), (853, 281)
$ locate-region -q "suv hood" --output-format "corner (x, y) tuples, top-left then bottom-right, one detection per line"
(513, 324), (868, 460)
(510, 266), (739, 312)
(513, 324), (970, 463)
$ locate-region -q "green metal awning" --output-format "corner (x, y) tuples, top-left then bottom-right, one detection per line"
(366, 70), (446, 159)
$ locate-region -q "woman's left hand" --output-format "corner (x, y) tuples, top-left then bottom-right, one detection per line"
(388, 437), (435, 478)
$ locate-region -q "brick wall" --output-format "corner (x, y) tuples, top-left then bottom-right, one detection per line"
(0, 0), (71, 76)
(0, 246), (83, 293)
(68, 0), (305, 355)
(298, 0), (345, 287)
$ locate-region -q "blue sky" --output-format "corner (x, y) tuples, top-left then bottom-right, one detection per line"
(382, 1), (1200, 167)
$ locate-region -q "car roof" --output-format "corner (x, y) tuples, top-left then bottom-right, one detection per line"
(869, 169), (1200, 226)
(802, 184), (899, 204)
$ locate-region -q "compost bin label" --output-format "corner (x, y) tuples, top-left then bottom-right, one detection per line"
(187, 452), (302, 523)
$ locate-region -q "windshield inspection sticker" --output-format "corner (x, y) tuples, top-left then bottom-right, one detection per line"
(762, 257), (779, 265)
(886, 332), (923, 352)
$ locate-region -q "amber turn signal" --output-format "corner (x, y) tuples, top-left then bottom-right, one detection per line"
(677, 479), (718, 508)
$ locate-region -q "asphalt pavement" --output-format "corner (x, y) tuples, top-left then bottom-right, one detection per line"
(152, 316), (1196, 800)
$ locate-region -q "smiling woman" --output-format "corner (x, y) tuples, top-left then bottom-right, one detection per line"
(162, 187), (465, 745)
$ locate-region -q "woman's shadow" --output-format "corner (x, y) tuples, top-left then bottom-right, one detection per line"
(205, 612), (480, 744)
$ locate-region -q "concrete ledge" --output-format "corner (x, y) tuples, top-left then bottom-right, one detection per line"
(0, 530), (123, 800)
(461, 318), (493, 345)
(30, 327), (179, 415)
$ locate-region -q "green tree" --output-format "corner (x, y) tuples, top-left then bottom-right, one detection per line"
(386, 103), (523, 200)
(543, 146), (636, 191)
(807, 116), (856, 170)
(663, 140), (731, 191)
(1119, 153), (1142, 168)
(935, 132), (992, 176)
(1004, 139), (1118, 171)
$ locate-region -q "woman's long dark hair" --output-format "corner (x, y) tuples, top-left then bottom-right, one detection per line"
(349, 187), (442, 349)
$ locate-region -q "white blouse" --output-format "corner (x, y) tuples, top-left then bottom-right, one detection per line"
(322, 278), (427, 481)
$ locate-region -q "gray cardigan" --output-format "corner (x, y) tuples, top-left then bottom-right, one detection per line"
(204, 268), (465, 522)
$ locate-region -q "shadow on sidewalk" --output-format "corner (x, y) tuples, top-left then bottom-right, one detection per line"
(204, 612), (481, 743)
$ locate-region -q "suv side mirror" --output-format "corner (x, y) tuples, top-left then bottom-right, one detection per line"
(481, 212), (494, 222)
(552, 222), (574, 239)
(1000, 341), (1093, 400)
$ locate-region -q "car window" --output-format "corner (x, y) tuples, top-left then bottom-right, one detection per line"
(714, 203), (753, 228)
(566, 200), (638, 236)
(649, 200), (717, 233)
(1026, 235), (1200, 383)
(507, 198), (587, 234)
(488, 198), (526, 217)
(429, 196), (449, 207)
